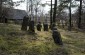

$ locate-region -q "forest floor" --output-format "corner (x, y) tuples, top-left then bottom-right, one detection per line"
(0, 23), (85, 55)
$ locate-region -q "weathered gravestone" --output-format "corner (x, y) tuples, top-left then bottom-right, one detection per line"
(29, 21), (35, 32)
(21, 16), (28, 31)
(43, 23), (49, 31)
(37, 22), (42, 31)
(5, 17), (8, 23)
(52, 27), (63, 45)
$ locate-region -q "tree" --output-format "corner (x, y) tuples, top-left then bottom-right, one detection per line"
(53, 0), (57, 25)
(0, 0), (14, 23)
(50, 0), (53, 29)
(68, 0), (72, 31)
(59, 0), (76, 31)
(52, 0), (63, 45)
(34, 0), (41, 24)
(0, 0), (25, 23)
(27, 0), (41, 32)
(78, 0), (82, 28)
(0, 0), (2, 16)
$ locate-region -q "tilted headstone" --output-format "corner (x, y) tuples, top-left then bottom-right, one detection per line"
(52, 27), (63, 45)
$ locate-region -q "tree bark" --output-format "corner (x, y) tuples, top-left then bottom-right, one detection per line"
(68, 0), (72, 31)
(52, 0), (63, 45)
(50, 0), (53, 29)
(0, 0), (2, 16)
(78, 0), (82, 29)
(53, 0), (57, 24)
(0, 0), (2, 23)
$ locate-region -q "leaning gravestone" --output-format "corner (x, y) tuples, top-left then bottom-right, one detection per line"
(52, 27), (63, 45)
(21, 16), (28, 31)
(43, 23), (49, 31)
(29, 21), (35, 32)
(37, 22), (42, 31)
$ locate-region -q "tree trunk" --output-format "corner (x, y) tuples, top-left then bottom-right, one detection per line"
(78, 0), (82, 29)
(68, 0), (72, 31)
(50, 0), (53, 29)
(0, 0), (2, 17)
(52, 0), (63, 45)
(53, 0), (57, 25)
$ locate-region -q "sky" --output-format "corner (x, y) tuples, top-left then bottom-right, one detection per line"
(13, 0), (52, 13)
(13, 0), (85, 14)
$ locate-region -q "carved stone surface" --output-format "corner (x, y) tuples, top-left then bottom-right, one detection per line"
(52, 27), (63, 45)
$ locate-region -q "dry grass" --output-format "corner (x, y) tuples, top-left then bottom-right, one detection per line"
(0, 23), (85, 55)
(58, 28), (85, 55)
(0, 23), (68, 55)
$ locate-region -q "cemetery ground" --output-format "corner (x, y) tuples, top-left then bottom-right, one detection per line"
(0, 23), (85, 55)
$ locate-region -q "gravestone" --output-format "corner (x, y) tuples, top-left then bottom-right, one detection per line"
(5, 17), (8, 23)
(21, 16), (28, 31)
(43, 23), (48, 31)
(29, 21), (35, 32)
(52, 27), (63, 45)
(37, 22), (42, 31)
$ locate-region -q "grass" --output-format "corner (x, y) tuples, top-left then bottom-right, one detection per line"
(59, 29), (85, 55)
(0, 23), (68, 55)
(0, 23), (85, 55)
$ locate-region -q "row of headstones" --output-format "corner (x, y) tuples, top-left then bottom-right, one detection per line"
(21, 16), (49, 32)
(21, 16), (63, 45)
(21, 21), (49, 31)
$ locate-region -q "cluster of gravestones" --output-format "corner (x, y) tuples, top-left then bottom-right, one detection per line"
(21, 17), (47, 32)
(21, 16), (49, 32)
(37, 22), (49, 31)
(21, 16), (63, 45)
